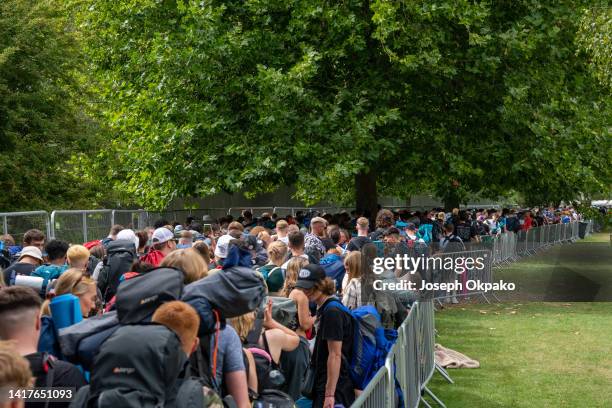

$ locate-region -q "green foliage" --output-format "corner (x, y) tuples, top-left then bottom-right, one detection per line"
(577, 4), (612, 90)
(71, 0), (611, 209)
(0, 0), (115, 210)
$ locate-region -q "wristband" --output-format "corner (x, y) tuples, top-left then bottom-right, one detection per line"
(325, 395), (334, 398)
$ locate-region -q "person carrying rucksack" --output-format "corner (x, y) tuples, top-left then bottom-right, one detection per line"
(0, 286), (87, 408)
(2, 246), (44, 287)
(31, 240), (69, 296)
(319, 237), (345, 292)
(296, 264), (355, 408)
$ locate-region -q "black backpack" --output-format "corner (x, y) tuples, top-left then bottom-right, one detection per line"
(97, 239), (137, 303)
(81, 324), (187, 408)
(116, 267), (184, 324)
(247, 332), (286, 394)
(86, 324), (227, 408)
(58, 267), (184, 370)
(456, 224), (472, 242)
(505, 216), (521, 233)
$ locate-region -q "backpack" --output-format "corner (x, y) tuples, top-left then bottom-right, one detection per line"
(431, 221), (444, 243)
(38, 315), (63, 359)
(97, 239), (137, 303)
(182, 265), (266, 319)
(322, 300), (398, 391)
(175, 377), (226, 408)
(505, 217), (521, 233)
(254, 390), (295, 408)
(115, 267), (184, 324)
(58, 311), (120, 369)
(246, 332), (286, 394)
(79, 325), (187, 408)
(472, 220), (487, 236)
(417, 223), (433, 243)
(58, 267), (185, 370)
(31, 264), (67, 296)
(455, 224), (472, 242)
(270, 297), (298, 329)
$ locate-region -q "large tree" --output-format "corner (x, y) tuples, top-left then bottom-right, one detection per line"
(73, 0), (611, 212)
(0, 0), (111, 210)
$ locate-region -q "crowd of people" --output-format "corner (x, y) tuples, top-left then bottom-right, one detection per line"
(0, 205), (583, 408)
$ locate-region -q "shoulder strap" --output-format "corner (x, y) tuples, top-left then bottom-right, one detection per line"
(261, 331), (270, 355)
(43, 354), (56, 408)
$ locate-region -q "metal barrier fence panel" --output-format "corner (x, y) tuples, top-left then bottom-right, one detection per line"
(0, 211), (50, 244)
(227, 207), (275, 218)
(351, 364), (391, 408)
(429, 249), (493, 303)
(111, 210), (144, 230)
(50, 210), (113, 244)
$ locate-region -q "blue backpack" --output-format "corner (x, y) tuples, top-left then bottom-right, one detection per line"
(38, 315), (63, 359)
(31, 264), (68, 296)
(417, 224), (433, 243)
(323, 300), (399, 391)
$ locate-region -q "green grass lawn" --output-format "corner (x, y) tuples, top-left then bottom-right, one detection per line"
(494, 233), (612, 301)
(427, 234), (612, 407)
(428, 302), (612, 408)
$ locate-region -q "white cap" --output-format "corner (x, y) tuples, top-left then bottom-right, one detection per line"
(152, 227), (174, 244)
(214, 234), (233, 259)
(117, 229), (139, 250)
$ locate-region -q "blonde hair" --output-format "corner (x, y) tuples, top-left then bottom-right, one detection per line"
(152, 301), (199, 353)
(281, 257), (309, 297)
(67, 245), (90, 267)
(0, 341), (32, 388)
(160, 248), (208, 284)
(267, 241), (288, 266)
(41, 268), (96, 316)
(229, 312), (256, 343)
(344, 251), (362, 280)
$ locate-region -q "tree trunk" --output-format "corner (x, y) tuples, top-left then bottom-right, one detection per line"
(443, 192), (461, 212)
(355, 168), (378, 222)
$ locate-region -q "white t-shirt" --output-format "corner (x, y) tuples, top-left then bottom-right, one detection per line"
(281, 253), (309, 269)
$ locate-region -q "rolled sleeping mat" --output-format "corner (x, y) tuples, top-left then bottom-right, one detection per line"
(50, 293), (83, 330)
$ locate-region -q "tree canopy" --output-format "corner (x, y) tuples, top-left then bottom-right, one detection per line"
(0, 0), (113, 210)
(38, 1), (612, 210)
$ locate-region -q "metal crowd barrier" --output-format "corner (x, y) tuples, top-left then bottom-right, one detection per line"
(354, 221), (587, 408)
(352, 300), (441, 408)
(429, 249), (494, 304)
(50, 210), (113, 243)
(0, 211), (50, 244)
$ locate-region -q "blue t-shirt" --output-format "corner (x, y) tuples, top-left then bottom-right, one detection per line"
(213, 325), (245, 387)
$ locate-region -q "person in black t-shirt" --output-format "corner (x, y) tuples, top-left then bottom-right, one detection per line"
(295, 264), (354, 408)
(346, 217), (372, 252)
(0, 287), (86, 408)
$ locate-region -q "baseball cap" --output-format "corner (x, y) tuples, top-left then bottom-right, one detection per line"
(19, 246), (43, 262)
(295, 264), (326, 289)
(214, 234), (233, 259)
(117, 228), (140, 250)
(405, 222), (417, 231)
(152, 227), (174, 244)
